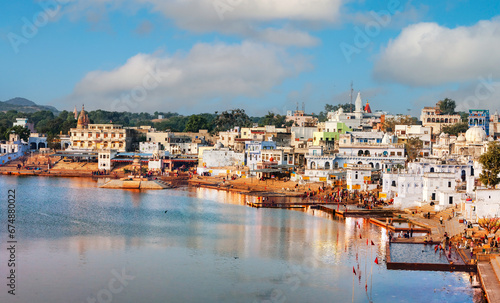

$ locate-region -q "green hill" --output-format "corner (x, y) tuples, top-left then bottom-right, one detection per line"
(0, 97), (59, 113)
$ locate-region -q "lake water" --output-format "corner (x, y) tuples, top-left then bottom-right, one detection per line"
(0, 176), (484, 303)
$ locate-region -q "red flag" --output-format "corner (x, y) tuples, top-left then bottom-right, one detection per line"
(359, 234), (362, 239)
(366, 239), (368, 245)
(371, 240), (375, 245)
(375, 257), (379, 264)
(353, 266), (356, 275)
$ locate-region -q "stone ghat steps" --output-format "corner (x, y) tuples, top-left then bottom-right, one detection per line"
(492, 256), (500, 282)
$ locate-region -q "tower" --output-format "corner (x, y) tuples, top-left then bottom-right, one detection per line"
(354, 92), (363, 113)
(77, 105), (89, 129)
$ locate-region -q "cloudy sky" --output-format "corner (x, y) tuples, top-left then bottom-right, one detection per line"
(1, 0), (500, 116)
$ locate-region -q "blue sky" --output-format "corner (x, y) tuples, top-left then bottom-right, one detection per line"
(1, 0), (500, 117)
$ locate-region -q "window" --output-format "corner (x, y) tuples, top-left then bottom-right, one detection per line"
(448, 182), (451, 188)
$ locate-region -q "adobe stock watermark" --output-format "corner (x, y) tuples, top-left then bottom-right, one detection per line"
(455, 74), (499, 113)
(84, 268), (135, 303)
(213, 0), (243, 21)
(252, 255), (318, 303)
(8, 0), (69, 54)
(340, 0), (402, 63)
(110, 66), (169, 112)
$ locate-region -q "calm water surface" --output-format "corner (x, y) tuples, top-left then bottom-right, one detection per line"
(0, 176), (483, 303)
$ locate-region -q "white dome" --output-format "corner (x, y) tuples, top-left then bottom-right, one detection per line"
(439, 132), (449, 138)
(457, 134), (466, 142)
(338, 107), (344, 114)
(465, 126), (487, 143)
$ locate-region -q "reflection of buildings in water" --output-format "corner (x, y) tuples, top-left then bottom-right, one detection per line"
(127, 189), (142, 207)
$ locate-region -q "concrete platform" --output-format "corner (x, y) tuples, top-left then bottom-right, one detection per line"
(100, 179), (171, 189)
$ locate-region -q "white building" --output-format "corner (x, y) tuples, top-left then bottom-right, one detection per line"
(0, 134), (29, 165)
(346, 164), (374, 191)
(200, 148), (245, 168)
(97, 150), (118, 171)
(394, 125), (432, 156)
(382, 159), (475, 209)
(139, 142), (161, 153)
(13, 118), (35, 132)
(326, 92), (385, 130)
(462, 190), (500, 222)
(336, 132), (406, 171)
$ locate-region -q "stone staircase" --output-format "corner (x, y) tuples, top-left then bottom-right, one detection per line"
(491, 256), (500, 282)
(478, 256), (500, 302)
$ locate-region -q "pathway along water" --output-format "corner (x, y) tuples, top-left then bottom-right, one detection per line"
(0, 176), (485, 303)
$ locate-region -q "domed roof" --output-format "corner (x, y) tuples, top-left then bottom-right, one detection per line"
(338, 107), (344, 114)
(439, 132), (449, 138)
(465, 126), (487, 143)
(457, 133), (466, 142)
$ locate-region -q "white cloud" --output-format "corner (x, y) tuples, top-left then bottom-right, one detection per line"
(58, 0), (342, 47)
(373, 18), (500, 86)
(61, 42), (311, 113)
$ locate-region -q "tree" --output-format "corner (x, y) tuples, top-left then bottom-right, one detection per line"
(184, 114), (211, 132)
(478, 217), (500, 235)
(442, 122), (468, 136)
(6, 125), (30, 141)
(458, 111), (468, 122)
(437, 98), (456, 115)
(47, 133), (61, 150)
(404, 137), (423, 162)
(214, 109), (252, 132)
(479, 141), (500, 188)
(382, 115), (416, 132)
(260, 112), (289, 127)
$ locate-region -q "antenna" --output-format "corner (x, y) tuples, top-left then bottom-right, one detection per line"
(296, 102), (298, 112)
(302, 102), (305, 112)
(350, 81), (353, 113)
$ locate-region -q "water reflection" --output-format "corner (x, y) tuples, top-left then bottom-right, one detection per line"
(0, 176), (482, 303)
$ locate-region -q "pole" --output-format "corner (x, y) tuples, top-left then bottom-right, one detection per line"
(352, 270), (355, 303)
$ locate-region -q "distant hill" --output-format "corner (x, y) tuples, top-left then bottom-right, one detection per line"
(0, 97), (59, 113)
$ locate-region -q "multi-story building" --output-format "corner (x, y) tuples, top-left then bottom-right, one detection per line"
(420, 105), (461, 134)
(285, 110), (317, 127)
(69, 106), (132, 152)
(469, 109), (490, 135)
(394, 125), (432, 156)
(245, 141), (276, 172)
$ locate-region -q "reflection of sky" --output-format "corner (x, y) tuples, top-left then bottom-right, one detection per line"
(0, 176), (480, 303)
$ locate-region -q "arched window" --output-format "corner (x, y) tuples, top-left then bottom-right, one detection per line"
(369, 162), (374, 168)
(325, 162), (331, 170)
(445, 118), (448, 123)
(310, 161), (316, 169)
(364, 150), (370, 156)
(358, 150), (363, 156)
(430, 167), (435, 173)
(375, 163), (380, 170)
